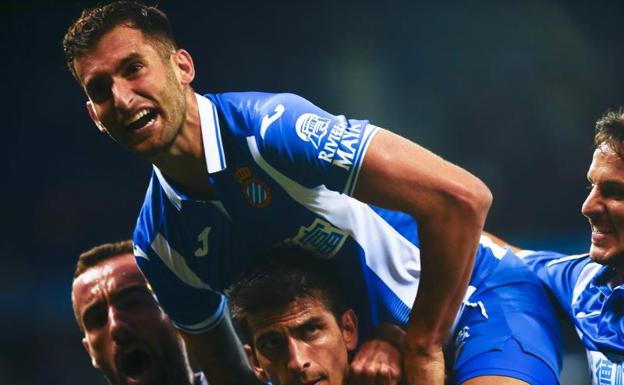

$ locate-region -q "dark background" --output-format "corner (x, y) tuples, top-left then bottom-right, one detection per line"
(3, 0), (621, 383)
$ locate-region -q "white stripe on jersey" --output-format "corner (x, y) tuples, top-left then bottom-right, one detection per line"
(154, 167), (182, 210)
(246, 135), (421, 309)
(151, 232), (211, 290)
(197, 93), (227, 173)
(546, 253), (587, 267)
(478, 234), (507, 260)
(572, 263), (602, 305)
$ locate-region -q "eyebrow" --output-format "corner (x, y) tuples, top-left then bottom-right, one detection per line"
(84, 52), (144, 90)
(80, 284), (149, 320)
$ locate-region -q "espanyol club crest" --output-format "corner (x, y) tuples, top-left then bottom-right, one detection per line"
(235, 167), (271, 208)
(243, 178), (271, 208)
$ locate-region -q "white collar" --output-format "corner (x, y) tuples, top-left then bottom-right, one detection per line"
(153, 93), (226, 210)
(196, 93), (227, 173)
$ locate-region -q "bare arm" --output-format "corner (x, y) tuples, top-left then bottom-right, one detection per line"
(353, 129), (492, 385)
(181, 312), (264, 385)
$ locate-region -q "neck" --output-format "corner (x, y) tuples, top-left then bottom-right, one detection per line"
(150, 88), (216, 200)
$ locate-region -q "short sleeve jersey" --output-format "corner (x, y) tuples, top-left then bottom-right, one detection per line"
(520, 250), (624, 383)
(133, 92), (510, 336)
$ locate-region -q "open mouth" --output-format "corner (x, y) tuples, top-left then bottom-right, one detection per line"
(119, 347), (153, 379)
(125, 109), (158, 132)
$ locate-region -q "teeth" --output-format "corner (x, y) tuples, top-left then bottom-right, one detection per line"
(124, 109), (151, 126)
(592, 226), (611, 233)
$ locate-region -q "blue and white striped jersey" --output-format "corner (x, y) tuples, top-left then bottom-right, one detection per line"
(520, 250), (624, 384)
(133, 92), (510, 338)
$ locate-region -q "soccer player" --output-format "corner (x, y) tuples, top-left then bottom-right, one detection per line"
(517, 110), (624, 384)
(63, 2), (562, 384)
(227, 247), (398, 385)
(71, 240), (208, 385)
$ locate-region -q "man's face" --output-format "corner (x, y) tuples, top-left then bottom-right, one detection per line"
(72, 253), (190, 385)
(582, 144), (624, 269)
(73, 24), (193, 157)
(245, 296), (358, 385)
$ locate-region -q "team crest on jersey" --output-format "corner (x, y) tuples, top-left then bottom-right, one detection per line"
(235, 167), (271, 208)
(295, 113), (330, 149)
(243, 179), (271, 208)
(287, 218), (350, 258)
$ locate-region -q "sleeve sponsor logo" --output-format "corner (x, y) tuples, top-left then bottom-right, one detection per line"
(317, 122), (362, 171)
(286, 218), (350, 258)
(295, 113), (330, 149)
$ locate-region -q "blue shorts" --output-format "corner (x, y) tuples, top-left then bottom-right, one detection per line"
(448, 251), (563, 385)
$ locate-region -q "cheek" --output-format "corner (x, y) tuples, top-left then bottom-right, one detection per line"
(609, 205), (624, 229)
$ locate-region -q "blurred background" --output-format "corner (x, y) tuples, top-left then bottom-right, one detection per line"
(3, 0), (622, 383)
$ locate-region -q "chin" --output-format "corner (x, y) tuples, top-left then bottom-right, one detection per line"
(590, 245), (623, 266)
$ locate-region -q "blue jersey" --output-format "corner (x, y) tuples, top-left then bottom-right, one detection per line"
(520, 250), (624, 384)
(133, 92), (535, 345)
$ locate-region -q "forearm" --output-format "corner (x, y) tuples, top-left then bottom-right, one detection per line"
(403, 187), (490, 385)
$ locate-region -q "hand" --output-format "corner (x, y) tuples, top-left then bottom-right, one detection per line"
(402, 346), (445, 385)
(349, 339), (402, 385)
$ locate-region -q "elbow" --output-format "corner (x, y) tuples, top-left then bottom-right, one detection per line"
(455, 178), (492, 227)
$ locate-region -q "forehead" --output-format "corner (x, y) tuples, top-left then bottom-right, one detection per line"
(72, 254), (147, 308)
(73, 24), (153, 83)
(589, 145), (624, 179)
(246, 297), (335, 337)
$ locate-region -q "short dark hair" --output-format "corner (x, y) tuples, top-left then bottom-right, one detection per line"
(72, 240), (134, 329)
(228, 246), (349, 344)
(594, 108), (624, 157)
(63, 1), (177, 79)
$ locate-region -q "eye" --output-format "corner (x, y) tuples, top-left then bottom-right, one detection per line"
(83, 306), (107, 331)
(86, 79), (112, 104)
(601, 184), (624, 200)
(257, 335), (284, 352)
(123, 62), (144, 77)
(301, 323), (322, 340)
(118, 290), (154, 311)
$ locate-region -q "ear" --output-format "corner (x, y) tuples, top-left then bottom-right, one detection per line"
(171, 49), (195, 85)
(82, 337), (99, 369)
(340, 309), (359, 352)
(244, 343), (269, 383)
(86, 101), (108, 134)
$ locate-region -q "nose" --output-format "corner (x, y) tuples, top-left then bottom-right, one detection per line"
(108, 307), (132, 344)
(286, 338), (311, 375)
(111, 78), (135, 112)
(582, 186), (602, 220)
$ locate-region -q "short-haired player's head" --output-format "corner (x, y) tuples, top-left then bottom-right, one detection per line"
(63, 1), (177, 80)
(71, 240), (196, 385)
(594, 108), (624, 158)
(63, 0), (196, 158)
(228, 246), (359, 385)
(582, 109), (624, 270)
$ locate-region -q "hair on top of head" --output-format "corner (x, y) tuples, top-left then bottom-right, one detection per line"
(595, 108), (624, 158)
(228, 245), (349, 343)
(63, 1), (177, 79)
(73, 239), (134, 279)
